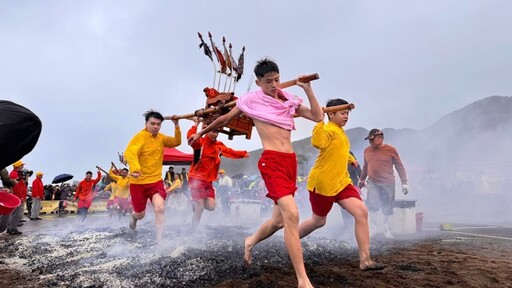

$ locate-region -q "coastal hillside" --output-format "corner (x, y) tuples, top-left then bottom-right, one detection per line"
(222, 95), (512, 178)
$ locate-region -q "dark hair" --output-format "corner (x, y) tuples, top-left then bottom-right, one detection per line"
(254, 58), (279, 79)
(144, 110), (164, 122)
(121, 168), (129, 172)
(326, 98), (348, 107)
(86, 171), (93, 175)
(326, 99), (349, 120)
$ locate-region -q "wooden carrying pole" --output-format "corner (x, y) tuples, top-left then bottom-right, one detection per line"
(322, 103), (355, 113)
(166, 101), (355, 120)
(291, 103), (355, 118)
(96, 166), (109, 175)
(165, 73), (320, 120)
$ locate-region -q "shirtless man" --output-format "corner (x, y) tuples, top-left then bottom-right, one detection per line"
(188, 58), (323, 288)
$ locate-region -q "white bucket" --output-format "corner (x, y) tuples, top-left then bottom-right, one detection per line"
(391, 200), (417, 235)
(230, 199), (261, 222)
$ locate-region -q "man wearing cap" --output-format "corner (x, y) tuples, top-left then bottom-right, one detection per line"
(30, 171), (44, 220)
(217, 169), (233, 216)
(359, 129), (408, 239)
(7, 160), (28, 235)
(0, 168), (17, 233)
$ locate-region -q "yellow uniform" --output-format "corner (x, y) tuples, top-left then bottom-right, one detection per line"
(104, 182), (117, 201)
(124, 128), (181, 184)
(109, 168), (131, 199)
(307, 122), (355, 196)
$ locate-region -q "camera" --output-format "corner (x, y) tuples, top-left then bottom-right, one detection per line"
(21, 169), (34, 177)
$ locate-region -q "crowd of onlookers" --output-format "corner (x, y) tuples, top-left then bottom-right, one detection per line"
(1, 161), (311, 236)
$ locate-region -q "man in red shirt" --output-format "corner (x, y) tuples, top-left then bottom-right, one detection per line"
(7, 160), (28, 235)
(187, 117), (249, 230)
(359, 129), (408, 239)
(75, 169), (102, 222)
(30, 171), (44, 220)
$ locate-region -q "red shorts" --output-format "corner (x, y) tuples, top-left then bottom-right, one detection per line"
(105, 199), (114, 209)
(258, 150), (297, 204)
(309, 184), (362, 217)
(113, 196), (132, 212)
(129, 181), (166, 213)
(188, 177), (215, 201)
(77, 198), (93, 209)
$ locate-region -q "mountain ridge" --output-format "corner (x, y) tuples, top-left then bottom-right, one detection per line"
(222, 95), (512, 176)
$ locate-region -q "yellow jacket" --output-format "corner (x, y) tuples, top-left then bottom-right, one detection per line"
(104, 182), (117, 200)
(166, 178), (182, 193)
(124, 128), (181, 184)
(109, 168), (131, 199)
(307, 121), (355, 197)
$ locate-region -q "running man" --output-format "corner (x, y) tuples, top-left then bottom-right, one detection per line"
(123, 110), (180, 244)
(108, 165), (131, 219)
(188, 58), (322, 288)
(298, 98), (385, 271)
(187, 117), (249, 230)
(74, 169), (102, 222)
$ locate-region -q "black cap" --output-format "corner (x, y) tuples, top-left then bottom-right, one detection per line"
(364, 129), (383, 140)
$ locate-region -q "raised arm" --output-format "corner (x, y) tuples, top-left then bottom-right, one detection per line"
(294, 78), (323, 122)
(187, 107), (243, 145)
(163, 117), (182, 147)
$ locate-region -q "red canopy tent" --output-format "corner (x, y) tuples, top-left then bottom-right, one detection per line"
(163, 147), (194, 165)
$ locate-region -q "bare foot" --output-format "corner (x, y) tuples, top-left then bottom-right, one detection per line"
(243, 237), (253, 266)
(298, 279), (314, 288)
(129, 217), (137, 230)
(360, 260), (386, 271)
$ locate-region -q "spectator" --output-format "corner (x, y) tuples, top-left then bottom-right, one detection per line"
(44, 185), (53, 201)
(59, 183), (72, 217)
(164, 166), (176, 183)
(359, 129), (408, 239)
(0, 168), (17, 233)
(7, 160), (29, 235)
(180, 168), (189, 195)
(30, 171), (44, 220)
(53, 185), (61, 201)
(217, 169), (233, 216)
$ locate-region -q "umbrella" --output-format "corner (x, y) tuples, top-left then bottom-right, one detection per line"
(52, 174), (74, 184)
(0, 100), (42, 169)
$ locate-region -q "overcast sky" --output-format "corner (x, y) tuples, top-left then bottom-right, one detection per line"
(2, 1), (511, 182)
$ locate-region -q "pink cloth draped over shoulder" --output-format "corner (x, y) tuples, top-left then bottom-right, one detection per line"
(236, 89), (303, 131)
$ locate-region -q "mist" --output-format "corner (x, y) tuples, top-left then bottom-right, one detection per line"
(220, 95), (512, 236)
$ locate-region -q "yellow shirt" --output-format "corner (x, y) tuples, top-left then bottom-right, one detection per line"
(109, 168), (131, 199)
(166, 178), (182, 193)
(124, 127), (181, 185)
(104, 182), (117, 200)
(307, 121), (355, 197)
